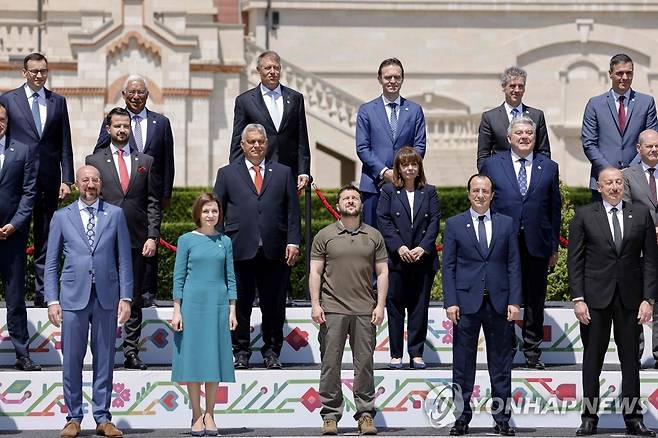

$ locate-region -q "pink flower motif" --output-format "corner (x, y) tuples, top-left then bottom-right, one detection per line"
(111, 383), (131, 408)
(441, 320), (454, 344)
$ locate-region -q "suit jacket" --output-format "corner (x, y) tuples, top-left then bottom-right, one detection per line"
(229, 84), (310, 177)
(442, 210), (522, 315)
(213, 160), (301, 261)
(582, 89), (658, 189)
(44, 199), (133, 311)
(376, 183), (441, 272)
(0, 85), (73, 189)
(86, 147), (161, 249)
(94, 108), (175, 199)
(476, 103), (551, 171)
(0, 137), (37, 235)
(481, 151), (561, 258)
(356, 96), (426, 193)
(623, 164), (658, 224)
(568, 201), (658, 310)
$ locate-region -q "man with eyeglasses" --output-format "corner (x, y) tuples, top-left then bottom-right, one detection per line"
(0, 52), (73, 314)
(356, 58), (426, 228)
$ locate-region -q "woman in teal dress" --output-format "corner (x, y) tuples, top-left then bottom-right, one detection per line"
(171, 193), (237, 436)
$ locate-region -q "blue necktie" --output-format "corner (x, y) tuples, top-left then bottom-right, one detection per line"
(86, 207), (96, 248)
(511, 107), (520, 119)
(133, 115), (144, 152)
(388, 102), (398, 140)
(268, 90), (281, 130)
(31, 92), (42, 137)
(518, 158), (528, 196)
(478, 215), (488, 254)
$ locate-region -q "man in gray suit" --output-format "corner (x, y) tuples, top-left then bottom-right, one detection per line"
(623, 128), (658, 368)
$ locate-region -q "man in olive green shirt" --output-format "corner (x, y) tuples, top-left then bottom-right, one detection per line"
(310, 184), (388, 436)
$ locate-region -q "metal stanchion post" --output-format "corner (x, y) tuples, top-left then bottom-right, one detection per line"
(304, 176), (314, 302)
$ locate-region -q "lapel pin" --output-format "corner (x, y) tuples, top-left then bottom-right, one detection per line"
(9, 147), (14, 151)
(467, 224), (471, 228)
(405, 107), (409, 111)
(268, 168), (272, 172)
(135, 157), (139, 160)
(538, 165), (542, 170)
(628, 215), (633, 218)
(103, 211), (108, 216)
(106, 159), (112, 163)
(286, 100), (290, 104)
(396, 190), (400, 194)
(152, 120), (156, 124)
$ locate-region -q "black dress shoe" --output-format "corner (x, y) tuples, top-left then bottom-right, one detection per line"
(576, 418), (597, 436)
(264, 355), (282, 369)
(124, 353), (148, 370)
(525, 359), (545, 370)
(494, 421), (515, 436)
(653, 361), (658, 370)
(33, 296), (47, 308)
(626, 419), (656, 436)
(15, 357), (41, 371)
(449, 420), (469, 436)
(234, 356), (250, 369)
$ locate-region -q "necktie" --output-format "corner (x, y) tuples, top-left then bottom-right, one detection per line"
(132, 115), (144, 152)
(618, 95), (626, 132)
(611, 207), (622, 253)
(116, 149), (130, 193)
(511, 107), (520, 119)
(518, 158), (528, 196)
(649, 168), (658, 205)
(31, 92), (42, 137)
(86, 207), (96, 248)
(388, 102), (398, 140)
(478, 215), (488, 254)
(253, 165), (263, 194)
(268, 90), (281, 130)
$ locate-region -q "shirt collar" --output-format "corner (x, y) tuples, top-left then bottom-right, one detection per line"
(78, 198), (100, 212)
(470, 208), (491, 221)
(381, 95), (401, 107)
(260, 83), (282, 97)
(602, 199), (622, 213)
(504, 101), (523, 116)
(511, 149), (533, 163)
(245, 157), (265, 170)
(110, 143), (131, 155)
(23, 84), (45, 99)
(642, 161), (658, 173)
(611, 89), (631, 102)
(336, 220), (366, 235)
(127, 108), (147, 120)
(0, 136), (5, 150)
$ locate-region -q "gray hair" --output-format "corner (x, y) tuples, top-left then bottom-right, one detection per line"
(256, 51), (281, 69)
(501, 66), (527, 88)
(241, 123), (267, 141)
(122, 74), (148, 91)
(507, 115), (536, 135)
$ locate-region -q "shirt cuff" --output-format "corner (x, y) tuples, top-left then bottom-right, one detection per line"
(287, 244), (300, 249)
(379, 167), (389, 178)
(121, 298), (133, 303)
(572, 297), (585, 302)
(47, 301), (60, 306)
(298, 173), (310, 179)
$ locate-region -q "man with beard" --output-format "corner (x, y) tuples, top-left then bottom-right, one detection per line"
(309, 185), (388, 435)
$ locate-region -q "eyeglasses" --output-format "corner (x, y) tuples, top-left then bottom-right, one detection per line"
(25, 69), (48, 77)
(124, 90), (148, 97)
(79, 177), (101, 184)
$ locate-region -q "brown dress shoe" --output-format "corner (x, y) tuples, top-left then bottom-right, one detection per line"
(60, 420), (81, 438)
(96, 422), (123, 437)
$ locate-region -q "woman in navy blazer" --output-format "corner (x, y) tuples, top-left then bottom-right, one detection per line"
(377, 147), (440, 369)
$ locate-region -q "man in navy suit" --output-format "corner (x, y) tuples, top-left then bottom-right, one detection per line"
(229, 51), (310, 190)
(214, 123), (301, 369)
(443, 174), (522, 436)
(0, 103), (41, 372)
(94, 74), (174, 308)
(582, 53), (658, 199)
(0, 52), (74, 308)
(45, 165), (132, 438)
(476, 66), (551, 171)
(481, 115), (561, 369)
(356, 58), (426, 227)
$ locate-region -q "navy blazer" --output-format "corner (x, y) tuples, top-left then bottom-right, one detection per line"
(376, 183), (440, 272)
(94, 108), (175, 199)
(0, 137), (37, 234)
(356, 96), (426, 193)
(0, 86), (73, 188)
(582, 89), (658, 189)
(213, 160), (301, 261)
(442, 211), (522, 315)
(481, 151), (561, 258)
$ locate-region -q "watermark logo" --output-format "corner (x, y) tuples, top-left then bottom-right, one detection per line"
(424, 383), (464, 428)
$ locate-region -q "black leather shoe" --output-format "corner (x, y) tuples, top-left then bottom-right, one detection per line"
(33, 296), (47, 308)
(653, 361), (658, 370)
(525, 359), (545, 370)
(124, 353), (147, 370)
(626, 419), (656, 436)
(576, 418), (597, 436)
(264, 355), (282, 369)
(234, 356), (249, 369)
(15, 357), (41, 371)
(449, 420), (469, 436)
(494, 421), (515, 436)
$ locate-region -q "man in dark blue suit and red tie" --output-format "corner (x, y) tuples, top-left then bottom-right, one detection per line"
(356, 58), (426, 227)
(443, 174), (522, 436)
(0, 52), (74, 309)
(481, 115), (561, 369)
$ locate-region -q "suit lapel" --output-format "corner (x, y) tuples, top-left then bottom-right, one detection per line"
(624, 90), (637, 134)
(631, 166), (657, 208)
(42, 88), (55, 137)
(101, 148), (123, 194)
(593, 203), (617, 253)
(500, 153), (522, 200)
(66, 203), (90, 247)
(606, 91), (623, 134)
(495, 104), (510, 134)
(462, 212), (485, 260)
(620, 202), (634, 253)
(374, 98), (394, 143)
(126, 150), (140, 195)
(395, 188), (412, 220)
(252, 86), (277, 131)
(260, 162), (275, 196)
(278, 86), (292, 133)
(412, 188), (424, 225)
(488, 213), (500, 255)
(0, 141), (17, 184)
(92, 199), (107, 252)
(524, 154), (545, 198)
(237, 161), (259, 196)
(13, 88), (40, 137)
(394, 98), (410, 145)
(143, 109), (156, 153)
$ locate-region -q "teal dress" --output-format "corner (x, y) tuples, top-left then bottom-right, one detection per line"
(171, 231), (237, 382)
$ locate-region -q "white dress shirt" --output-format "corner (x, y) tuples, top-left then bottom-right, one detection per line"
(511, 150), (533, 191)
(0, 136), (5, 171)
(641, 162), (658, 186)
(382, 94), (401, 122)
(260, 83), (283, 130)
(24, 84), (46, 132)
(470, 208), (492, 247)
(406, 189), (415, 223)
(127, 108), (148, 149)
(110, 144), (132, 179)
(612, 89), (631, 113)
(245, 158), (265, 184)
(602, 199), (624, 240)
(504, 102), (524, 122)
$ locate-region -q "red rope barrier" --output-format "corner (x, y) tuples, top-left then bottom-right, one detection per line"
(313, 184), (341, 221)
(159, 238), (177, 252)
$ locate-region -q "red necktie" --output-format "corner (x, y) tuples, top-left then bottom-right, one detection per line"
(253, 165), (262, 194)
(649, 168), (657, 204)
(117, 149), (130, 193)
(618, 95), (626, 132)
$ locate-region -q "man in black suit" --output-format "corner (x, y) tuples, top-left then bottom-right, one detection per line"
(0, 52), (74, 308)
(476, 66), (550, 171)
(214, 123), (301, 369)
(0, 103), (41, 371)
(229, 50), (310, 190)
(94, 74), (174, 307)
(86, 107), (162, 371)
(568, 167), (657, 437)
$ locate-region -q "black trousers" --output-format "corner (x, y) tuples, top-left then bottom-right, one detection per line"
(32, 186), (60, 301)
(387, 263), (433, 359)
(0, 233), (30, 359)
(141, 251), (158, 303)
(232, 249), (288, 359)
(122, 248), (145, 357)
(581, 291), (642, 420)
